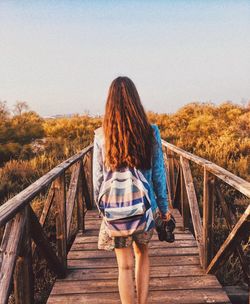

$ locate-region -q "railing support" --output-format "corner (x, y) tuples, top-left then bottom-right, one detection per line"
(203, 168), (215, 269)
(14, 206), (34, 304)
(206, 205), (250, 274)
(54, 173), (67, 272)
(180, 166), (190, 229)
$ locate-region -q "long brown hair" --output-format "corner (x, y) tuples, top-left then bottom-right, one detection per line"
(103, 76), (154, 171)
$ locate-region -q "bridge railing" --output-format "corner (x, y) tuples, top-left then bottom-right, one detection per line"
(0, 144), (94, 304)
(162, 140), (250, 283)
(0, 140), (249, 303)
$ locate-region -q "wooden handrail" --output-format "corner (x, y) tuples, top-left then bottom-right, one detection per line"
(162, 140), (250, 198)
(0, 144), (94, 303)
(162, 139), (250, 284)
(0, 144), (93, 228)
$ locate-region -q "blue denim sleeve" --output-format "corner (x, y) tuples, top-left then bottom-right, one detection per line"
(151, 125), (169, 214)
(92, 134), (104, 207)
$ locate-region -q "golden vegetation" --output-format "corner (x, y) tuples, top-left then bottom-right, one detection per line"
(0, 100), (249, 294)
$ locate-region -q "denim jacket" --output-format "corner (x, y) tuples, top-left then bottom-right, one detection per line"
(92, 124), (169, 215)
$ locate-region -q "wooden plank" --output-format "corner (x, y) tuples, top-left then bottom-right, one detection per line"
(14, 206), (34, 304)
(54, 173), (67, 272)
(162, 140), (250, 198)
(0, 145), (93, 227)
(67, 255), (200, 269)
(48, 289), (230, 304)
(83, 220), (183, 230)
(29, 206), (65, 277)
(66, 162), (81, 240)
(51, 275), (222, 294)
(74, 233), (195, 244)
(203, 169), (215, 269)
(75, 227), (192, 238)
(67, 247), (199, 259)
(68, 255), (200, 269)
(0, 210), (26, 304)
(206, 204), (250, 274)
(65, 265), (205, 280)
(70, 239), (198, 251)
(82, 153), (93, 210)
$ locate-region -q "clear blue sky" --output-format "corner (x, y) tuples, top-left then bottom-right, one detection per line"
(0, 1), (250, 116)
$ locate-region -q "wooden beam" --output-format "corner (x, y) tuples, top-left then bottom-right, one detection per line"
(180, 156), (204, 266)
(14, 206), (34, 304)
(0, 145), (93, 227)
(29, 206), (65, 277)
(0, 211), (26, 304)
(203, 169), (215, 269)
(54, 174), (67, 272)
(32, 184), (55, 256)
(206, 204), (250, 274)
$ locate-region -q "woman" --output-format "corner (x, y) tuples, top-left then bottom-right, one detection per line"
(93, 76), (170, 304)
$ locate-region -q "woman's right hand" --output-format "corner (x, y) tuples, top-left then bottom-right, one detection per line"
(160, 210), (172, 221)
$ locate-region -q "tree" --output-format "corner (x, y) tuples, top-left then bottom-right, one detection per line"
(0, 100), (9, 119)
(13, 101), (29, 115)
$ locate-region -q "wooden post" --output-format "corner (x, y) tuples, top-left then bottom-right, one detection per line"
(84, 150), (94, 210)
(180, 166), (190, 229)
(163, 149), (173, 208)
(180, 156), (204, 267)
(54, 173), (67, 272)
(14, 206), (34, 304)
(77, 160), (85, 232)
(167, 149), (175, 206)
(66, 161), (81, 240)
(0, 211), (26, 304)
(82, 154), (92, 210)
(173, 166), (181, 210)
(203, 168), (215, 269)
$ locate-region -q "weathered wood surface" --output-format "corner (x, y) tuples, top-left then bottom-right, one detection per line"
(203, 169), (215, 269)
(206, 204), (250, 275)
(0, 210), (26, 304)
(47, 209), (231, 304)
(180, 156), (204, 266)
(0, 144), (93, 227)
(162, 140), (250, 198)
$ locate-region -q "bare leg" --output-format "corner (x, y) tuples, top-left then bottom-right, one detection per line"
(115, 246), (135, 304)
(133, 242), (150, 304)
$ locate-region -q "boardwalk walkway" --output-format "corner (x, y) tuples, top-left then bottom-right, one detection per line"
(47, 208), (231, 304)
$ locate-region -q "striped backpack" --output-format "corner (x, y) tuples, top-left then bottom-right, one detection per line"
(97, 167), (154, 237)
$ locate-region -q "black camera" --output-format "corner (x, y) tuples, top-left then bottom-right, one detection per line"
(155, 214), (176, 243)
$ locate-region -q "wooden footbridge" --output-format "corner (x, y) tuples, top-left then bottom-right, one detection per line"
(0, 140), (249, 303)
